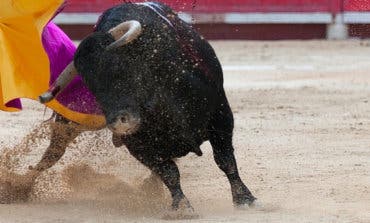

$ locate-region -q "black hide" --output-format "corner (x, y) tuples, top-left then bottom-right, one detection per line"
(73, 2), (256, 210)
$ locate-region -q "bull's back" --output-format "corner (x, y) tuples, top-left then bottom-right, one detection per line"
(95, 2), (224, 89)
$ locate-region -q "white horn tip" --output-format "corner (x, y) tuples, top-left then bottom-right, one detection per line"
(39, 92), (54, 104)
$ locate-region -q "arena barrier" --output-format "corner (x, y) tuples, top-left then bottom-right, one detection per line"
(53, 0), (370, 39)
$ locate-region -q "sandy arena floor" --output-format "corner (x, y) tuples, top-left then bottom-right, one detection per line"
(0, 40), (369, 222)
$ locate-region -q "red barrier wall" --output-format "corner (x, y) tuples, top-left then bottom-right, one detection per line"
(63, 0), (340, 13)
(344, 0), (370, 11)
(59, 0), (370, 39)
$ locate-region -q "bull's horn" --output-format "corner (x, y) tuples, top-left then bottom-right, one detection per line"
(39, 61), (77, 103)
(106, 20), (142, 50)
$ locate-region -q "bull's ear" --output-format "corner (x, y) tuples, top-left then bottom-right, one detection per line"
(106, 20), (142, 50)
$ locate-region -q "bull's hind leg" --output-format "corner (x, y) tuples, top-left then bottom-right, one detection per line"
(208, 96), (256, 207)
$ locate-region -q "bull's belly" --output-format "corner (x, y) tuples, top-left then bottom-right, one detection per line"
(122, 125), (207, 163)
(121, 100), (215, 163)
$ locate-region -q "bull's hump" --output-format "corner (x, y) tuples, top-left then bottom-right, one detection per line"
(136, 2), (174, 28)
(136, 2), (217, 82)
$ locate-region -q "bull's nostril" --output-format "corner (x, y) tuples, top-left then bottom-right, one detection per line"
(120, 116), (127, 123)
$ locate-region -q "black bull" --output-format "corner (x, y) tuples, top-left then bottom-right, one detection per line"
(36, 2), (256, 212)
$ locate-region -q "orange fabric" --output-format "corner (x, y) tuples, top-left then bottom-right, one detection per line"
(0, 0), (105, 128)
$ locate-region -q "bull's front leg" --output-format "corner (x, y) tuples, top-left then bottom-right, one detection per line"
(31, 114), (82, 173)
(151, 160), (188, 209)
(125, 144), (198, 219)
(149, 160), (198, 219)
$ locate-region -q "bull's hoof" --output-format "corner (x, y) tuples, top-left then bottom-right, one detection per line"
(0, 170), (35, 204)
(162, 198), (199, 220)
(162, 207), (199, 220)
(162, 210), (199, 220)
(233, 194), (257, 208)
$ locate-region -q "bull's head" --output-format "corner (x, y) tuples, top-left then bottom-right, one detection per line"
(39, 20), (143, 135)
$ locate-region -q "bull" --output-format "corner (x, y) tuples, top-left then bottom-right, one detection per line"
(39, 1), (256, 215)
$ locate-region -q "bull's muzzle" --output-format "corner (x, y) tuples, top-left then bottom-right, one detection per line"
(107, 111), (141, 135)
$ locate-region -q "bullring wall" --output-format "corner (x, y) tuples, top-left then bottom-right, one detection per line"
(54, 0), (370, 39)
